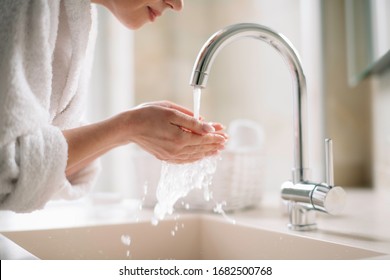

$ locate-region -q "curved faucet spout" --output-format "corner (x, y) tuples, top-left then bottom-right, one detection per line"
(190, 23), (346, 230)
(190, 23), (309, 183)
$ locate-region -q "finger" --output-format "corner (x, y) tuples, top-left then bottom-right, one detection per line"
(214, 131), (229, 140)
(170, 110), (215, 135)
(147, 101), (224, 135)
(178, 130), (227, 146)
(210, 122), (225, 131)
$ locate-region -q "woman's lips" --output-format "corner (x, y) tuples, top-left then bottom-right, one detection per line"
(148, 6), (161, 22)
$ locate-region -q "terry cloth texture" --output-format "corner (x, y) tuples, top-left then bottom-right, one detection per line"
(0, 0), (99, 212)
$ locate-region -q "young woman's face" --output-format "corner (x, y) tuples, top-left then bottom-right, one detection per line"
(96, 0), (184, 29)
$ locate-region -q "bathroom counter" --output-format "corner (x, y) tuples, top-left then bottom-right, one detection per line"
(232, 188), (390, 258)
(1, 188), (389, 259)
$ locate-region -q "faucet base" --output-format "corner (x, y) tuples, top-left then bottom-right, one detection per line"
(288, 223), (317, 231)
(287, 201), (318, 231)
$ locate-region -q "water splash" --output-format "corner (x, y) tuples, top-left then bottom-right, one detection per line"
(152, 86), (234, 224)
(153, 156), (218, 222)
(213, 201), (236, 225)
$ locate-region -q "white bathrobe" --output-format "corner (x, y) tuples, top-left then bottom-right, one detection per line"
(0, 0), (99, 212)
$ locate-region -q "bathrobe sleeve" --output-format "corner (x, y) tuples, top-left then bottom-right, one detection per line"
(0, 0), (99, 212)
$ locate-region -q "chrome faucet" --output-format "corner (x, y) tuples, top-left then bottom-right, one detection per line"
(189, 23), (346, 231)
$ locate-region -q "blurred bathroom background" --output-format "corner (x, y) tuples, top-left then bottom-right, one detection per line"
(87, 0), (390, 199)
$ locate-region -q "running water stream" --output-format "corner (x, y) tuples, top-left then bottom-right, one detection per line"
(193, 86), (202, 120)
(152, 87), (218, 224)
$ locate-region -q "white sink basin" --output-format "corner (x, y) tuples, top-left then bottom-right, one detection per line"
(2, 215), (385, 260)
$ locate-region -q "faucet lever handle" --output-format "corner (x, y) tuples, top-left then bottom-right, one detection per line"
(325, 138), (334, 186)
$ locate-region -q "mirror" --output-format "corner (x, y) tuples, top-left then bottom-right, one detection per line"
(345, 0), (390, 85)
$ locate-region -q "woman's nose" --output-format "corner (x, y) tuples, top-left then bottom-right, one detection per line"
(165, 0), (183, 11)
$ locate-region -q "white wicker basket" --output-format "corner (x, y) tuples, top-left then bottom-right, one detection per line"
(133, 119), (265, 212)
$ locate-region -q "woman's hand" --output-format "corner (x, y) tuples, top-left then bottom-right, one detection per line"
(63, 100), (227, 177)
(119, 101), (228, 163)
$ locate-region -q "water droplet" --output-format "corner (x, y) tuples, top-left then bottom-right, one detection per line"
(120, 234), (131, 246)
(151, 218), (159, 226)
(144, 183), (148, 192)
(213, 201), (236, 224)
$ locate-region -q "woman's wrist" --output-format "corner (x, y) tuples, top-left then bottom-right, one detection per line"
(109, 109), (139, 146)
(63, 114), (129, 176)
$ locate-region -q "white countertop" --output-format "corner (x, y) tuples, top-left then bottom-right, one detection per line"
(1, 188), (389, 259)
(232, 188), (390, 257)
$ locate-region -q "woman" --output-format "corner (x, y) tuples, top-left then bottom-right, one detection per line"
(0, 0), (226, 212)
